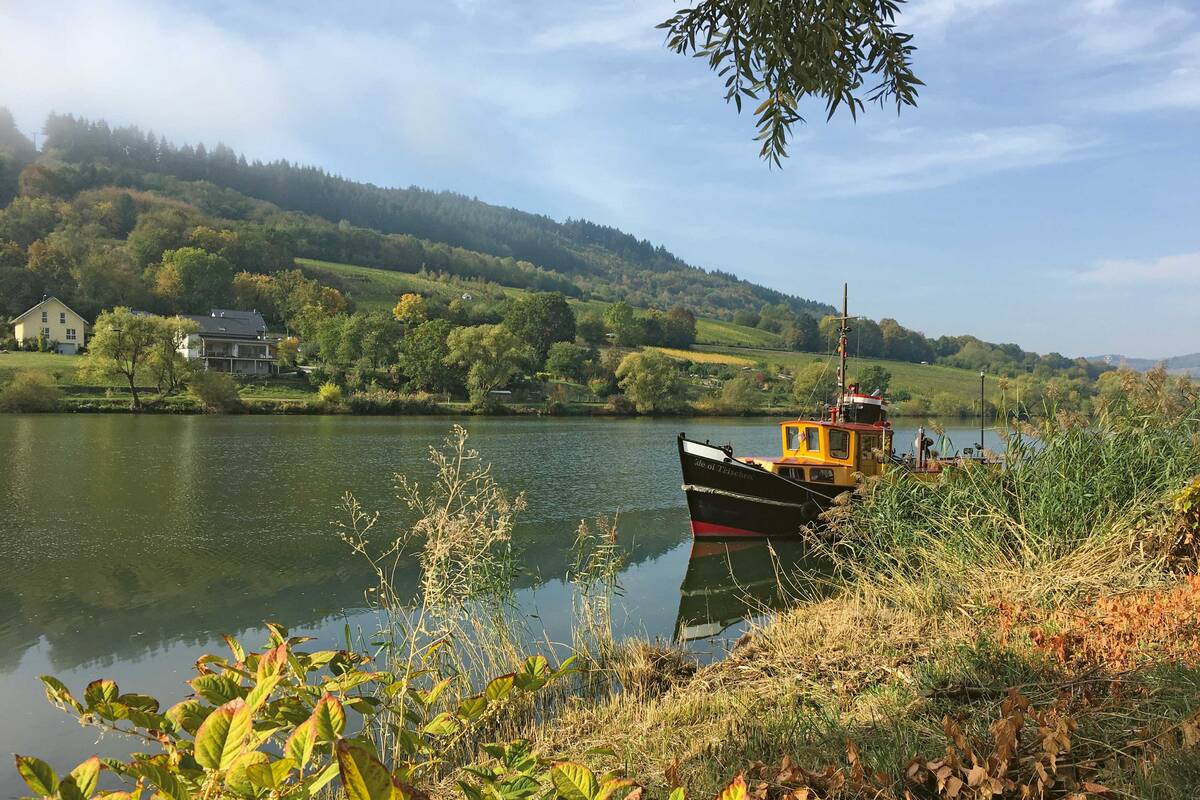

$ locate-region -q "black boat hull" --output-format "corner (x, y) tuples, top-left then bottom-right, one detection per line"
(677, 435), (848, 538)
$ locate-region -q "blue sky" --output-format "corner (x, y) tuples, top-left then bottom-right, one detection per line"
(1, 0), (1197, 357)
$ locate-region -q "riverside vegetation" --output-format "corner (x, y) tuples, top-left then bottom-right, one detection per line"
(2, 110), (1114, 417)
(15, 368), (1200, 799)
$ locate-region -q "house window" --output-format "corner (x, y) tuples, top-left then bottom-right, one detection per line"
(42, 327), (50, 337)
(66, 328), (77, 341)
(805, 427), (821, 452)
(41, 311), (48, 323)
(59, 312), (66, 324)
(829, 429), (850, 460)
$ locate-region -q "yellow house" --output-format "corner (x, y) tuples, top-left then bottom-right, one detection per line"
(10, 296), (91, 354)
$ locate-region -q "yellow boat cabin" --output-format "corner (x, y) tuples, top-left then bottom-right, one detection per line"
(740, 391), (893, 487)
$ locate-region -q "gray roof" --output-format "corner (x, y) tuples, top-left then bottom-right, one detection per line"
(182, 309), (269, 339)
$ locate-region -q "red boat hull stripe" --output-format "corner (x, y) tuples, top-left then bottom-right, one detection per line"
(690, 520), (766, 538)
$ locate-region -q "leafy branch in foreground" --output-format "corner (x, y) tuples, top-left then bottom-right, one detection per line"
(659, 0), (922, 166)
(19, 625), (577, 800)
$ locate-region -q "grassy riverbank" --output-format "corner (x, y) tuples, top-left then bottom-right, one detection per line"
(18, 371), (1200, 800)
(527, 372), (1200, 798)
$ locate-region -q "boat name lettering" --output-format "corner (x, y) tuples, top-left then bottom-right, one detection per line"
(692, 458), (752, 480)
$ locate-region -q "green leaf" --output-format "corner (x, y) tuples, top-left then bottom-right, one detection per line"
(245, 758), (294, 791)
(414, 677), (452, 707)
(84, 679), (119, 707)
(325, 671), (385, 693)
(335, 740), (394, 800)
(514, 656), (549, 691)
(58, 777), (87, 800)
(485, 673), (515, 702)
(311, 694), (346, 742)
(457, 695), (488, 721)
(130, 762), (190, 800)
(222, 634), (246, 664)
(297, 761), (340, 796)
(69, 757), (102, 799)
(116, 694), (160, 713)
(224, 751), (269, 797)
(39, 676), (84, 713)
(668, 789), (685, 800)
(550, 763), (598, 800)
(243, 674), (280, 712)
(284, 718), (317, 769)
(194, 698), (253, 771)
(15, 755), (59, 796)
(596, 779), (635, 800)
(190, 673), (242, 706)
(165, 700), (212, 735)
(422, 711), (459, 736)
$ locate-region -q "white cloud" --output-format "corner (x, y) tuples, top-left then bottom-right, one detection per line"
(902, 0), (1014, 37)
(1074, 252), (1200, 286)
(529, 1), (673, 52)
(793, 124), (1095, 197)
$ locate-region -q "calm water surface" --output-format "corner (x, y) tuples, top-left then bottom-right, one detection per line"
(0, 414), (1001, 793)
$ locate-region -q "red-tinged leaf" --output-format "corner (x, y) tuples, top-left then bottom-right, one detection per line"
(597, 778), (635, 800)
(194, 698), (252, 770)
(1083, 783), (1113, 795)
(15, 755), (58, 796)
(285, 718), (317, 769)
(257, 643), (288, 680)
(336, 740), (393, 800)
(312, 694), (346, 742)
(550, 763), (599, 800)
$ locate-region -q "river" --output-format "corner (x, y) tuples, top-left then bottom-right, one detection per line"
(0, 414), (1001, 792)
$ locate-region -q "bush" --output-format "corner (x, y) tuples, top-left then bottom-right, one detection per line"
(0, 370), (63, 412)
(188, 371), (242, 413)
(345, 388), (441, 414)
(931, 391), (968, 417)
(316, 381), (343, 408)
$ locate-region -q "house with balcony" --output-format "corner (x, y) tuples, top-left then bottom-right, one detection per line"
(9, 296), (90, 354)
(178, 309), (278, 375)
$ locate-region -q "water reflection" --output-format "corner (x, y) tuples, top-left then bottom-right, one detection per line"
(674, 538), (832, 642)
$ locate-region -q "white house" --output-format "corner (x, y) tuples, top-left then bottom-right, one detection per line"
(178, 309), (278, 375)
(9, 296), (91, 354)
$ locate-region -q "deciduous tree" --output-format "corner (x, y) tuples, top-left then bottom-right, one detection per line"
(615, 349), (685, 413)
(83, 307), (197, 409)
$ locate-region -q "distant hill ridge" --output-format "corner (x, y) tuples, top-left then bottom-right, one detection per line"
(1088, 353), (1200, 376)
(35, 112), (835, 320)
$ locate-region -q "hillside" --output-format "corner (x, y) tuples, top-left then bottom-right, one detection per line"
(35, 113), (835, 321)
(1090, 353), (1200, 376)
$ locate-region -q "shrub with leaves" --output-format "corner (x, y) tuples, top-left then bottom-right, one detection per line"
(0, 369), (63, 412)
(17, 624), (576, 800)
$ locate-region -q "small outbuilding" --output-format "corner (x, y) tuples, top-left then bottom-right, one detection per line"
(9, 296), (91, 354)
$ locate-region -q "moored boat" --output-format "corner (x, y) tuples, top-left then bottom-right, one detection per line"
(678, 285), (989, 539)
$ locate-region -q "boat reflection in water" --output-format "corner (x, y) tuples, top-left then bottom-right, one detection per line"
(674, 537), (832, 643)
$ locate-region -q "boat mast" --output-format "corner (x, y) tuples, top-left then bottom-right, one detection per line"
(836, 283), (850, 412)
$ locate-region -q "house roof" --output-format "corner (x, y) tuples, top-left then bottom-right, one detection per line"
(10, 296), (91, 327)
(181, 309), (269, 339)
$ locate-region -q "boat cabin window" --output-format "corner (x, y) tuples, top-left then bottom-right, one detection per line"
(829, 429), (850, 460)
(785, 426), (800, 451)
(805, 427), (820, 452)
(810, 468), (834, 483)
(779, 466), (805, 481)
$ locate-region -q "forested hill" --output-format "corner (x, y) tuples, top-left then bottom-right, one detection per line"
(34, 112), (833, 319)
